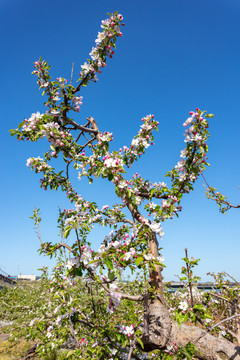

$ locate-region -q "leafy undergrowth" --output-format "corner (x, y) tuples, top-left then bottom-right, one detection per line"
(0, 336), (68, 360)
(0, 269), (239, 359)
(0, 336), (38, 360)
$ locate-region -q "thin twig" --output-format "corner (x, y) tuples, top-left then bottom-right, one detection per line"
(83, 132), (89, 141)
(84, 263), (144, 302)
(127, 344), (134, 360)
(195, 314), (240, 343)
(66, 160), (73, 180)
(208, 291), (231, 303)
(99, 282), (144, 302)
(224, 272), (240, 287)
(57, 243), (74, 253)
(138, 191), (168, 200)
(35, 219), (42, 245)
(201, 173), (240, 209)
(63, 117), (98, 134)
(80, 136), (96, 150)
(185, 248), (194, 307)
(75, 120), (91, 142)
(70, 62), (74, 85)
(210, 314), (240, 332)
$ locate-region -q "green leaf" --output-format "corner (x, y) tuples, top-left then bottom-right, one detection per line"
(127, 189), (132, 198)
(18, 121), (25, 129)
(136, 336), (144, 349)
(88, 259), (100, 264)
(104, 257), (113, 270)
(182, 312), (189, 323)
(116, 268), (121, 280)
(81, 223), (90, 232)
(190, 312), (196, 322)
(155, 261), (166, 267)
(108, 174), (113, 181)
(135, 256), (144, 266)
(204, 313), (213, 319)
(108, 270), (115, 281)
(64, 226), (72, 239)
(66, 350), (77, 358)
(193, 304), (206, 312)
(150, 188), (155, 197)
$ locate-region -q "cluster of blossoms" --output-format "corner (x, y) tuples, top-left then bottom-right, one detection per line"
(56, 77), (67, 84)
(175, 109), (210, 183)
(121, 115), (159, 167)
(107, 291), (122, 314)
(135, 109), (212, 227)
(98, 131), (113, 143)
(76, 132), (114, 180)
(148, 220), (164, 238)
(183, 110), (208, 141)
(64, 205), (90, 229)
(63, 196), (126, 232)
(205, 186), (231, 214)
(119, 324), (135, 337)
(114, 177), (143, 206)
(49, 271), (76, 292)
(41, 121), (72, 152)
(165, 342), (180, 356)
(26, 157), (52, 172)
(46, 325), (54, 338)
(103, 155), (124, 169)
(31, 60), (49, 89)
(144, 253), (164, 264)
(77, 114), (158, 187)
(80, 12), (123, 82)
(22, 112), (43, 132)
(75, 116), (159, 194)
(96, 230), (138, 269)
(72, 95), (83, 112)
(21, 112), (74, 158)
(172, 287), (203, 314)
(66, 256), (80, 269)
(66, 245), (94, 269)
(32, 59), (51, 90)
(98, 230), (132, 254)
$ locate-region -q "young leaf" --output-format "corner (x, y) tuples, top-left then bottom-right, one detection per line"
(135, 256), (144, 266)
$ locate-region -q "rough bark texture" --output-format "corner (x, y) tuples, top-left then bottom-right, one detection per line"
(148, 233), (164, 304)
(142, 302), (240, 360)
(144, 231), (240, 359)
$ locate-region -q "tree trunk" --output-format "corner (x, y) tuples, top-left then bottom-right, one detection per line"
(141, 301), (240, 360)
(148, 232), (164, 304)
(145, 234), (240, 359)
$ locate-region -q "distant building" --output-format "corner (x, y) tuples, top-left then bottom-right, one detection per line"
(18, 275), (40, 281)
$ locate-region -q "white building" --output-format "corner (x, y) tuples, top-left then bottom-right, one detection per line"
(18, 275), (39, 281)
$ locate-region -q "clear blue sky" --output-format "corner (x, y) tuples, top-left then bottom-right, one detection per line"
(1, 0), (239, 281)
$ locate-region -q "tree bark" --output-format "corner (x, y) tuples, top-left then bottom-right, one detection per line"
(148, 232), (164, 304)
(144, 232), (240, 359)
(141, 301), (240, 360)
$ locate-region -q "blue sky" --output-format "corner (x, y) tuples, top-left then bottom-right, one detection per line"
(1, 0), (239, 281)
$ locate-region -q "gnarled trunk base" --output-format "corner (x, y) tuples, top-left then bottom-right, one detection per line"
(141, 302), (240, 360)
